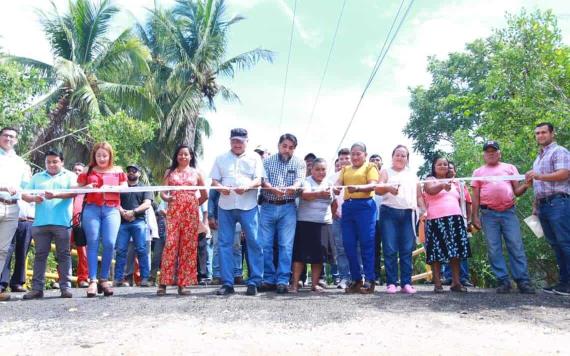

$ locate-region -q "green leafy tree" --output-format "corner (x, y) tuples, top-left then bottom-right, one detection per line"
(7, 0), (154, 165)
(405, 9), (568, 286)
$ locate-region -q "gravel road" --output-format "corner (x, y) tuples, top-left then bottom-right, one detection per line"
(1, 285), (568, 355)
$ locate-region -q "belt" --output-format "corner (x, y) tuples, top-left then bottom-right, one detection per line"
(265, 199), (296, 205)
(537, 193), (570, 205)
(19, 217), (34, 222)
(480, 205), (514, 212)
(0, 197), (17, 205)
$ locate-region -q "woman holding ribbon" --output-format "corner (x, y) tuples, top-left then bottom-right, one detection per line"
(78, 142), (128, 297)
(376, 145), (425, 294)
(157, 145), (208, 295)
(423, 156), (471, 293)
(335, 142), (378, 294)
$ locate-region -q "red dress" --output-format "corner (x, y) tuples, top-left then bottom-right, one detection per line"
(159, 168), (200, 286)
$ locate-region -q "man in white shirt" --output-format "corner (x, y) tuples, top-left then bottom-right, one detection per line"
(210, 128), (264, 296)
(0, 127), (31, 301)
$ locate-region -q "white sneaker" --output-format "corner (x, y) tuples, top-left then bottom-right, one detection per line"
(337, 279), (348, 289)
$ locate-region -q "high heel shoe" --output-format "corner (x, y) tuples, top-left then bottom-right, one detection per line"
(86, 281), (97, 298)
(98, 280), (114, 296)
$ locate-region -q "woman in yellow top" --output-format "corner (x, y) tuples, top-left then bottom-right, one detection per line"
(335, 142), (379, 294)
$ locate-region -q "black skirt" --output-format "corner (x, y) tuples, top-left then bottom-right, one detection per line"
(293, 221), (334, 264)
(425, 214), (471, 264)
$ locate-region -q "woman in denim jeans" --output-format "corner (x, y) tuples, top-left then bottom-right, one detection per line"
(77, 142), (127, 297)
(376, 145), (425, 294)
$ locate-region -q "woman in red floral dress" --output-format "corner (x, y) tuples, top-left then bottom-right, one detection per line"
(157, 145), (208, 295)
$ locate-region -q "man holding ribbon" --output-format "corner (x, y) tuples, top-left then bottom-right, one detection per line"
(526, 122), (570, 296)
(471, 140), (535, 294)
(0, 127), (31, 301)
(210, 128), (264, 296)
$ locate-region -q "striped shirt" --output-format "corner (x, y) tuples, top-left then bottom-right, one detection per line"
(262, 154), (306, 202)
(532, 142), (570, 199)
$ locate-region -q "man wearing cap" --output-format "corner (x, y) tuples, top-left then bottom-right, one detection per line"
(471, 140), (535, 294)
(210, 128), (265, 296)
(525, 122), (570, 296)
(254, 145), (270, 159)
(113, 164), (152, 287)
(0, 127), (31, 301)
(259, 133), (306, 294)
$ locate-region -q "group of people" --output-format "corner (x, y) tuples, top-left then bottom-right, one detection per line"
(0, 121), (568, 301)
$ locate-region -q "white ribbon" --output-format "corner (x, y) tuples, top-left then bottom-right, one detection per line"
(18, 175), (526, 195)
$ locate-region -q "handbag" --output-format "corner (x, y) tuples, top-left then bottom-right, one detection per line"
(69, 167), (91, 247)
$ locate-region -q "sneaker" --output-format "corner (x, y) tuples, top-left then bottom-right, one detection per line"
(553, 284), (570, 296)
(517, 282), (536, 294)
(51, 282), (60, 290)
(211, 278), (222, 285)
(401, 284), (417, 294)
(23, 290), (44, 300)
(276, 284), (289, 294)
(542, 284), (561, 294)
(386, 284), (399, 294)
(461, 280), (474, 288)
(345, 280), (363, 294)
(496, 282), (512, 294)
(317, 279), (328, 288)
(10, 285), (27, 293)
(337, 279), (348, 290)
(139, 279), (150, 287)
(333, 277), (341, 285)
(198, 278), (212, 286)
(60, 289), (73, 298)
(246, 285), (257, 296)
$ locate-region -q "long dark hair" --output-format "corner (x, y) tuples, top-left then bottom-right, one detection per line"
(430, 156), (448, 178)
(167, 145), (196, 175)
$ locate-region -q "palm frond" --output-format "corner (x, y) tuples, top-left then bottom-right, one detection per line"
(217, 48), (274, 78)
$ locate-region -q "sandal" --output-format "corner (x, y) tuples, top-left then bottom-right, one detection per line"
(434, 285), (444, 294)
(157, 284), (167, 296)
(86, 281), (97, 298)
(98, 280), (114, 297)
(311, 285), (325, 293)
(450, 285), (468, 293)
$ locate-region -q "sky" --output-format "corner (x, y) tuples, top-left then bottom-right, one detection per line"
(1, 0), (569, 174)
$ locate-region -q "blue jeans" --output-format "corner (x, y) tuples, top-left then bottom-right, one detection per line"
(82, 204), (121, 280)
(114, 219), (150, 281)
(538, 196), (570, 285)
(218, 207), (263, 287)
(480, 207), (530, 284)
(331, 219), (350, 280)
(341, 198), (376, 282)
(380, 206), (415, 286)
(442, 258), (470, 282)
(212, 229), (243, 279)
(259, 203), (296, 286)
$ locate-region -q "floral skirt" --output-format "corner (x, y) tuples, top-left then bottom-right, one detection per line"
(425, 214), (471, 264)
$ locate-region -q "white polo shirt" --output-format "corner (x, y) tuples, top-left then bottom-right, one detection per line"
(210, 150), (264, 211)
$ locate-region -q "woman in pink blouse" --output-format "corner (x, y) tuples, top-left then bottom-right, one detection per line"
(423, 156), (471, 293)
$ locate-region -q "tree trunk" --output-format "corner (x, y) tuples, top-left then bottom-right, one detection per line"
(182, 114), (197, 150)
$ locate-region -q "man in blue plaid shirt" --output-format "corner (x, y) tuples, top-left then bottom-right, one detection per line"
(259, 133), (306, 294)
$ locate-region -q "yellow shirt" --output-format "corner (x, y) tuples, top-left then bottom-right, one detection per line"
(341, 162), (379, 200)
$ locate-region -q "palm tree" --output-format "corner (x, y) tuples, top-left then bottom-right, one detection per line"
(144, 0), (274, 148)
(7, 0), (153, 164)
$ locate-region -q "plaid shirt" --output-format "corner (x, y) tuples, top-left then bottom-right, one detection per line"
(262, 154), (306, 201)
(532, 142), (570, 199)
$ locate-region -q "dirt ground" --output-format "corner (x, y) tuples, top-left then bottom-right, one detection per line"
(1, 285), (568, 355)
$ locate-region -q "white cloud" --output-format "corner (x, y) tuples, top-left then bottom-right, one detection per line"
(275, 0), (322, 47)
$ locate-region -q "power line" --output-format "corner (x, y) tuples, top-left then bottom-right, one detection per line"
(278, 0), (298, 131)
(335, 0), (415, 152)
(305, 0), (347, 133)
